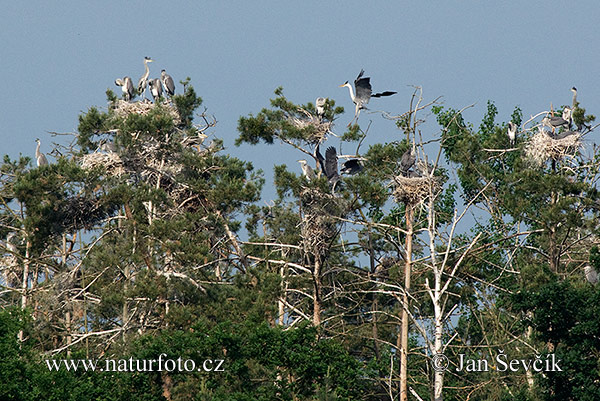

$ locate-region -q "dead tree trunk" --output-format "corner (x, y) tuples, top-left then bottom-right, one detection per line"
(400, 206), (414, 401)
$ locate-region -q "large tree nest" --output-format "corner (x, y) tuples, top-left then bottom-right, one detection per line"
(287, 108), (332, 144)
(81, 152), (125, 176)
(525, 131), (582, 166)
(113, 99), (182, 125)
(392, 175), (441, 205)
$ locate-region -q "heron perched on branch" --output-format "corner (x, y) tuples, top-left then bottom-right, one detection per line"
(148, 78), (163, 102)
(340, 69), (396, 125)
(161, 69), (175, 97)
(507, 121), (517, 145)
(137, 57), (154, 97)
(115, 76), (135, 101)
(298, 159), (316, 180)
(35, 138), (48, 167)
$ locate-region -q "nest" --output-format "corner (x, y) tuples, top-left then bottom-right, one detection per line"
(81, 152), (125, 176)
(300, 188), (345, 258)
(524, 131), (582, 166)
(287, 108), (332, 144)
(113, 99), (181, 125)
(392, 175), (440, 205)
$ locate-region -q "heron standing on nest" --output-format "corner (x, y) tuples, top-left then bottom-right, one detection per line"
(315, 97), (326, 120)
(115, 76), (135, 101)
(137, 57), (154, 98)
(399, 147), (416, 177)
(542, 106), (572, 134)
(340, 70), (396, 126)
(149, 78), (163, 102)
(35, 138), (48, 167)
(161, 69), (175, 97)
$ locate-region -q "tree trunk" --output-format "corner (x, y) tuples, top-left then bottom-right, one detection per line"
(400, 206), (414, 401)
(313, 256), (322, 326)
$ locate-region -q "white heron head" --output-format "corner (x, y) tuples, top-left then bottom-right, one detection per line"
(144, 57), (154, 63)
(339, 81), (350, 88)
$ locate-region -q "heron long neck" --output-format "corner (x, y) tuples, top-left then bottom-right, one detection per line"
(345, 84), (356, 103)
(36, 142), (41, 158)
(572, 92), (577, 108)
(143, 61), (150, 80)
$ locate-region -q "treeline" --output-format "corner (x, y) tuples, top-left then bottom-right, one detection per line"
(1, 81), (599, 401)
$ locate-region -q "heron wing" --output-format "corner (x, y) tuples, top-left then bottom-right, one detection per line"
(372, 91), (397, 98)
(325, 146), (339, 179)
(164, 75), (175, 95)
(315, 144), (326, 173)
(354, 77), (372, 105)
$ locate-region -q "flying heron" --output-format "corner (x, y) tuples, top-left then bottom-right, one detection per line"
(298, 159), (316, 180)
(584, 264), (599, 284)
(340, 69), (396, 125)
(507, 121), (517, 145)
(161, 69), (175, 97)
(315, 97), (326, 120)
(148, 78), (163, 102)
(399, 147), (416, 177)
(35, 139), (48, 167)
(115, 76), (135, 101)
(137, 57), (154, 97)
(340, 159), (363, 175)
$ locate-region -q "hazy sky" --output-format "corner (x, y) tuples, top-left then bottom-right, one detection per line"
(2, 2), (598, 203)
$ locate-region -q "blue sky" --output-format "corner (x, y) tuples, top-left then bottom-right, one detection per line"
(2, 2), (598, 203)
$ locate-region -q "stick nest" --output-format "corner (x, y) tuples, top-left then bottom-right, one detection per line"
(113, 99), (181, 125)
(81, 152), (125, 176)
(287, 108), (332, 144)
(300, 188), (346, 258)
(392, 175), (441, 205)
(524, 131), (582, 166)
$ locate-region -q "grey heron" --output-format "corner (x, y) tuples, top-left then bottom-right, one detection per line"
(553, 130), (579, 140)
(571, 87), (578, 108)
(35, 139), (48, 167)
(161, 69), (175, 97)
(148, 78), (163, 102)
(507, 121), (517, 145)
(340, 159), (363, 175)
(324, 146), (340, 192)
(315, 144), (326, 177)
(137, 57), (154, 97)
(100, 139), (117, 153)
(542, 106), (572, 133)
(298, 159), (316, 180)
(584, 264), (598, 284)
(340, 69), (396, 125)
(399, 147), (416, 177)
(115, 76), (135, 101)
(315, 97), (326, 120)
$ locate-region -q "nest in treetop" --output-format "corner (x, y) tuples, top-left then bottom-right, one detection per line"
(392, 175), (441, 205)
(81, 152), (125, 176)
(524, 130), (582, 166)
(113, 99), (181, 125)
(287, 108), (332, 144)
(299, 188), (345, 258)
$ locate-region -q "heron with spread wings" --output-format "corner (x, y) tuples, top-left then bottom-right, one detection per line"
(340, 69), (396, 126)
